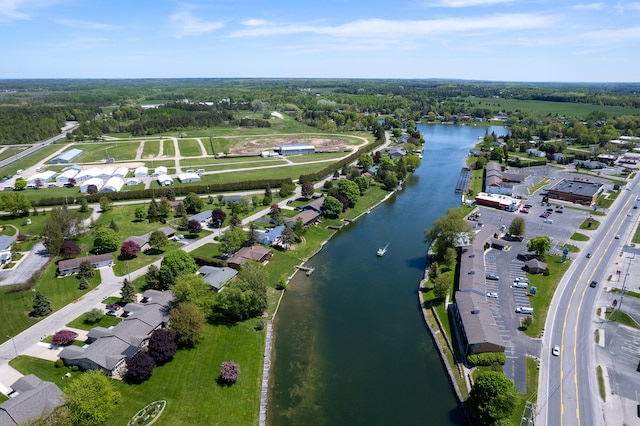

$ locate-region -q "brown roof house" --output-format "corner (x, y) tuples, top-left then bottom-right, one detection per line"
(286, 209), (321, 227)
(227, 246), (272, 269)
(525, 258), (547, 274)
(0, 375), (64, 426)
(58, 253), (114, 276)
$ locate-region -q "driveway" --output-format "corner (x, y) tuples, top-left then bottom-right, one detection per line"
(0, 242), (50, 286)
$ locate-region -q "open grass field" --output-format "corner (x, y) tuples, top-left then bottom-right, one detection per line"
(179, 156), (285, 168)
(0, 262), (101, 344)
(66, 311), (122, 331)
(198, 163), (329, 186)
(458, 97), (640, 118)
(162, 139), (176, 157)
(0, 144), (66, 177)
(0, 146), (29, 162)
(74, 142), (140, 163)
(287, 152), (349, 163)
(141, 140), (160, 158)
(175, 115), (320, 138)
(177, 139), (203, 157)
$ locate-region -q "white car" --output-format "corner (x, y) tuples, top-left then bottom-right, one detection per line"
(486, 292), (498, 299)
(514, 277), (529, 283)
(552, 345), (560, 356)
(512, 282), (528, 289)
(615, 235), (621, 239)
(543, 218), (553, 224)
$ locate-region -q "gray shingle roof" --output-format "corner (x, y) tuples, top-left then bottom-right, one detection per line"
(0, 375), (64, 426)
(199, 266), (238, 291)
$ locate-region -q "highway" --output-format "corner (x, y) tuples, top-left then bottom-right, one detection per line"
(539, 179), (639, 425)
(0, 122), (77, 170)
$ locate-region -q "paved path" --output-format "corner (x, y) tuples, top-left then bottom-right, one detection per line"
(0, 242), (50, 286)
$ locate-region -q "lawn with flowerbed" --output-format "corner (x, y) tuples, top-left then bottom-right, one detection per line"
(66, 311), (123, 331)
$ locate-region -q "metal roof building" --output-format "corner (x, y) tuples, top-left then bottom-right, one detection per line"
(102, 176), (125, 193)
(276, 144), (315, 156)
(49, 148), (83, 164)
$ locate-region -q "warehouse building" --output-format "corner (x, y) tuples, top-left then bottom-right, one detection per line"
(101, 176), (125, 193)
(152, 166), (168, 177)
(157, 174), (174, 186)
(547, 179), (603, 206)
(80, 177), (104, 193)
(26, 171), (56, 186)
(56, 169), (79, 185)
(177, 171), (201, 183)
(474, 192), (521, 212)
(134, 166), (148, 178)
(113, 167), (129, 179)
(50, 148), (83, 164)
(275, 144), (315, 156)
(74, 167), (102, 184)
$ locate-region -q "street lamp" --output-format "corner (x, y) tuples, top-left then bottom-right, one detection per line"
(6, 335), (17, 358)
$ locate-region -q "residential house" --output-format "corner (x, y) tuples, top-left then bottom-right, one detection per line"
(303, 197), (324, 213)
(123, 227), (176, 252)
(525, 258), (547, 274)
(286, 210), (320, 227)
(189, 210), (213, 227)
(198, 265), (238, 292)
(59, 290), (173, 377)
(258, 225), (286, 246)
(58, 253), (114, 276)
(0, 375), (64, 426)
(227, 246), (273, 269)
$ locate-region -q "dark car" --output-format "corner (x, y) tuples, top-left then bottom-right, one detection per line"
(524, 204), (533, 209)
(486, 273), (500, 280)
(590, 280), (597, 288)
(586, 253), (592, 258)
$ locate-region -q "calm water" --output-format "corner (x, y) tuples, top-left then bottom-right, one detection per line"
(267, 124), (508, 425)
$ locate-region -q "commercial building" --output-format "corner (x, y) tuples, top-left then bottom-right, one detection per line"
(74, 167), (102, 184)
(49, 148), (83, 164)
(547, 178), (603, 205)
(275, 144), (315, 156)
(101, 176), (125, 193)
(152, 166), (168, 177)
(176, 172), (201, 183)
(113, 167), (129, 179)
(134, 166), (148, 178)
(157, 174), (174, 186)
(26, 171), (56, 186)
(474, 192), (522, 211)
(55, 169), (79, 185)
(80, 177), (104, 193)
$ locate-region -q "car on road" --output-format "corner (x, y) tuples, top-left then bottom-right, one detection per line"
(486, 273), (500, 280)
(486, 292), (498, 298)
(106, 310), (118, 316)
(586, 253), (592, 258)
(552, 345), (560, 356)
(590, 280), (597, 288)
(615, 235), (620, 239)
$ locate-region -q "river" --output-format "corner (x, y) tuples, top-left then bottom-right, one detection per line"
(267, 124), (509, 425)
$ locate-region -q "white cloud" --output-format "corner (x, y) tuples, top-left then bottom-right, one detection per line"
(0, 0), (30, 20)
(572, 2), (605, 10)
(428, 0), (515, 7)
(170, 9), (224, 38)
(229, 14), (553, 40)
(54, 18), (120, 31)
(581, 26), (640, 44)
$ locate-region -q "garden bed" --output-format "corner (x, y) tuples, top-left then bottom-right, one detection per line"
(127, 400), (166, 426)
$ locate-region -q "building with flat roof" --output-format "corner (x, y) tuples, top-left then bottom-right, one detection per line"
(547, 178), (603, 205)
(475, 192), (521, 211)
(276, 144), (315, 156)
(50, 148), (83, 164)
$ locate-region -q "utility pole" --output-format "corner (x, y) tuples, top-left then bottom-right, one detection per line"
(6, 335), (18, 358)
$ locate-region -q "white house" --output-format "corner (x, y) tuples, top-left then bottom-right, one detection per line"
(176, 172), (201, 183)
(157, 174), (173, 186)
(56, 169), (79, 185)
(134, 166), (148, 178)
(101, 176), (125, 193)
(152, 166), (168, 177)
(80, 177), (104, 193)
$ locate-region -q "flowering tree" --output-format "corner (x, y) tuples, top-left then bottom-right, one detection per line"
(126, 352), (156, 383)
(52, 330), (78, 346)
(220, 361), (240, 385)
(120, 240), (141, 258)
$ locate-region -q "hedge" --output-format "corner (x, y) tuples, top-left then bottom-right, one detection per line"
(466, 352), (507, 366)
(190, 254), (228, 268)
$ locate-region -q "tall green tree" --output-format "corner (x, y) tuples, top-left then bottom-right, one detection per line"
(159, 250), (198, 288)
(31, 291), (52, 317)
(99, 196), (111, 212)
(321, 196), (343, 218)
(0, 191), (31, 216)
(148, 230), (168, 251)
(169, 302), (205, 347)
(94, 228), (119, 252)
(43, 206), (84, 255)
(337, 179), (360, 207)
(183, 192), (204, 214)
(170, 274), (214, 310)
(219, 227), (248, 253)
(509, 216), (526, 237)
(64, 370), (120, 426)
(147, 198), (159, 219)
(527, 235), (552, 257)
(158, 197), (172, 217)
(121, 278), (136, 304)
(467, 371), (518, 424)
(424, 208), (473, 259)
(145, 264), (162, 290)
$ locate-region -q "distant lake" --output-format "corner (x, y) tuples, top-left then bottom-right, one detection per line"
(267, 124), (509, 425)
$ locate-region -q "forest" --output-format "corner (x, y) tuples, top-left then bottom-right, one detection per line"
(0, 79), (639, 145)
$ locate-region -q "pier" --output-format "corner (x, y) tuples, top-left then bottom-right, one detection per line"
(454, 167), (472, 193)
(296, 265), (315, 276)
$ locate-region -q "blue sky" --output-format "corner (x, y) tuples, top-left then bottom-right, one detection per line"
(1, 0), (639, 82)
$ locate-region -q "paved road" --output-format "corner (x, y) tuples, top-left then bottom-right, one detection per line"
(0, 122), (77, 170)
(0, 242), (50, 286)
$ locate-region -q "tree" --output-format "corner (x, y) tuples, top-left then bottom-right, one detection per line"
(220, 361), (240, 385)
(99, 196), (111, 212)
(382, 170), (398, 191)
(159, 250), (198, 288)
(279, 181), (295, 198)
(263, 185), (272, 205)
(247, 223), (260, 246)
(0, 191), (32, 216)
(43, 206), (84, 255)
(428, 261), (441, 282)
(158, 197), (171, 217)
(433, 274), (449, 299)
(85, 308), (103, 323)
(269, 204), (282, 224)
(509, 216), (526, 237)
(126, 351), (156, 383)
(147, 198), (158, 219)
(169, 302), (205, 347)
(301, 180), (315, 198)
(59, 240), (81, 258)
(121, 278), (136, 303)
(78, 198), (89, 213)
(358, 153), (374, 169)
(229, 212), (242, 228)
(134, 206), (146, 221)
(219, 227), (247, 254)
(78, 260), (95, 279)
(183, 192), (204, 214)
(280, 226), (296, 249)
(120, 240), (141, 258)
(337, 179), (360, 207)
(14, 177), (27, 190)
(78, 277), (90, 290)
(188, 219), (202, 234)
(145, 264), (162, 290)
(147, 328), (178, 364)
(321, 196), (343, 219)
(94, 227), (119, 253)
(171, 274), (214, 310)
(31, 291), (51, 317)
(64, 370), (120, 426)
(467, 371), (518, 424)
(174, 202), (186, 218)
(148, 230), (168, 251)
(211, 208), (226, 227)
(67, 177), (77, 187)
(353, 176), (370, 195)
(52, 329), (78, 346)
(443, 247), (457, 270)
(166, 188), (176, 201)
(527, 235), (552, 257)
(424, 208), (473, 259)
(86, 184), (98, 195)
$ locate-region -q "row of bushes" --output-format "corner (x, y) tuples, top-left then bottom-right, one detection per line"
(190, 254), (228, 268)
(466, 352), (507, 366)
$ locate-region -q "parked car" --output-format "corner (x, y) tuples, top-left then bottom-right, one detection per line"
(106, 303), (121, 310)
(520, 209), (529, 214)
(515, 306), (534, 314)
(514, 277), (529, 283)
(106, 310), (118, 316)
(524, 204), (533, 209)
(543, 218), (553, 224)
(486, 292), (498, 299)
(555, 210), (563, 213)
(485, 273), (500, 280)
(512, 281), (528, 289)
(552, 345), (560, 356)
(546, 208), (553, 212)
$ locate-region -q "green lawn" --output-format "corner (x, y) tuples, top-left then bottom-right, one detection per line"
(141, 140), (160, 158)
(511, 356), (539, 425)
(0, 144), (66, 177)
(198, 163), (329, 185)
(162, 139), (175, 157)
(73, 142), (140, 163)
(0, 146), (28, 162)
(66, 311), (123, 331)
(286, 152), (349, 163)
(0, 262), (101, 344)
(180, 157), (285, 169)
(177, 139), (203, 157)
(633, 223), (640, 244)
(580, 218), (601, 230)
(570, 232), (589, 241)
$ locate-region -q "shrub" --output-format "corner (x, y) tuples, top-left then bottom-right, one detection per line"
(78, 277), (89, 290)
(219, 361), (240, 385)
(254, 320), (265, 331)
(17, 233), (28, 241)
(85, 308), (103, 323)
(52, 330), (78, 346)
(120, 240), (141, 258)
(126, 352), (156, 383)
(54, 359), (64, 368)
(467, 352), (507, 366)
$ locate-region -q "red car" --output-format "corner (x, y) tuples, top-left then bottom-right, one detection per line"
(520, 209), (529, 214)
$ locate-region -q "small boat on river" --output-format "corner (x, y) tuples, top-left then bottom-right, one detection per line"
(377, 242), (389, 257)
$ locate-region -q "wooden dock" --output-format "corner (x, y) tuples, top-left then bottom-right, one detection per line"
(296, 265), (315, 276)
